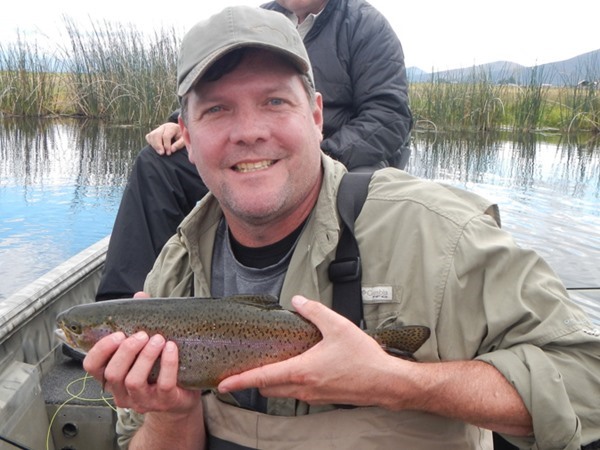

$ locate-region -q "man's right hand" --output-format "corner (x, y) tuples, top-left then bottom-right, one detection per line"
(145, 123), (185, 155)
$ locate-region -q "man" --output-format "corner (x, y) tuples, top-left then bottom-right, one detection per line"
(95, 0), (412, 301)
(84, 6), (600, 450)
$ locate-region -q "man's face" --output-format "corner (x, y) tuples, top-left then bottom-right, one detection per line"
(181, 49), (324, 239)
(276, 0), (328, 17)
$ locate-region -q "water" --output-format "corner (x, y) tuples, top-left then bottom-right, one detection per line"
(1, 120), (599, 322)
(0, 118), (144, 299)
(407, 132), (600, 322)
(407, 132), (600, 289)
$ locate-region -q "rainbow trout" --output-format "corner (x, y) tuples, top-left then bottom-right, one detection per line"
(55, 295), (430, 390)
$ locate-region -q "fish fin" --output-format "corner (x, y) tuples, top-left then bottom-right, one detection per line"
(368, 325), (430, 359)
(381, 346), (417, 361)
(225, 294), (282, 310)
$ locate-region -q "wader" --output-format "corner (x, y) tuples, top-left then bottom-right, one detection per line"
(203, 393), (493, 449)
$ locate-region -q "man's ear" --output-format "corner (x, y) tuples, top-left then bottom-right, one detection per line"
(313, 92), (324, 141)
(178, 116), (193, 163)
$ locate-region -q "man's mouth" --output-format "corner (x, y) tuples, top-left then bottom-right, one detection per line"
(234, 160), (275, 173)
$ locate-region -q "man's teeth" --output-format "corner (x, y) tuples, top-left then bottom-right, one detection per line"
(235, 160), (274, 173)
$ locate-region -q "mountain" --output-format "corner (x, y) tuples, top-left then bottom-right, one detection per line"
(408, 49), (600, 86)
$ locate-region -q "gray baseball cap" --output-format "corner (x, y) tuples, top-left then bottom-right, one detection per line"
(177, 6), (314, 97)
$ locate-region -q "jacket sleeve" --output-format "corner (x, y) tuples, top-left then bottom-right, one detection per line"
(440, 215), (600, 449)
(167, 109), (180, 123)
(319, 7), (412, 170)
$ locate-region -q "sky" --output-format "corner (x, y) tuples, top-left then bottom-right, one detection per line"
(1, 0), (599, 71)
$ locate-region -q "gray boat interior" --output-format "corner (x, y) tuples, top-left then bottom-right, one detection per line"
(0, 236), (118, 450)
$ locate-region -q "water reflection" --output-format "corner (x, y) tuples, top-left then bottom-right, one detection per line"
(1, 122), (599, 322)
(408, 131), (600, 322)
(411, 131), (600, 200)
(0, 118), (145, 188)
(0, 118), (147, 299)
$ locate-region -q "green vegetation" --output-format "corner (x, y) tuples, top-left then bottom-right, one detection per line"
(0, 20), (598, 133)
(0, 20), (180, 126)
(0, 34), (62, 116)
(410, 66), (599, 134)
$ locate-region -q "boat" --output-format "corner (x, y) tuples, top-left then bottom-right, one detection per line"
(0, 235), (118, 450)
(1, 235), (599, 450)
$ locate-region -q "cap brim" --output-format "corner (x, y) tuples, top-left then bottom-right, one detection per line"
(177, 43), (311, 97)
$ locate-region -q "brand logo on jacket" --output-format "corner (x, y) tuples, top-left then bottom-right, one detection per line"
(362, 286), (394, 303)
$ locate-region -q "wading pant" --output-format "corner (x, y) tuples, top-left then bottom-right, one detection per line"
(202, 393), (493, 450)
(96, 146), (208, 301)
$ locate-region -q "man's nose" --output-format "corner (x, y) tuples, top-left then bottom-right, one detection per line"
(230, 110), (270, 145)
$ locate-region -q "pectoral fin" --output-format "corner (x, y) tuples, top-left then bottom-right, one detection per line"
(368, 325), (431, 360)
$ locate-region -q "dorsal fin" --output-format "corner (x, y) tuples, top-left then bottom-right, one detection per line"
(225, 294), (282, 310)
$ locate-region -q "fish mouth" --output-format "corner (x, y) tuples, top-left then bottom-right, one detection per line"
(54, 328), (87, 356)
(54, 328), (69, 344)
(55, 327), (77, 347)
(233, 160), (275, 173)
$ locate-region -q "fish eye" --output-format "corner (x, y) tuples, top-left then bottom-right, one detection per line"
(69, 324), (82, 335)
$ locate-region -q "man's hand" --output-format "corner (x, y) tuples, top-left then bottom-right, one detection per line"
(216, 296), (532, 436)
(217, 295), (402, 407)
(83, 331), (200, 415)
(145, 123), (185, 155)
(83, 291), (200, 415)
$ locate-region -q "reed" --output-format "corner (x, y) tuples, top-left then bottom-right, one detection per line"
(411, 68), (511, 132)
(0, 20), (598, 133)
(0, 35), (62, 116)
(556, 84), (600, 133)
(62, 18), (180, 125)
(510, 67), (549, 132)
(411, 67), (599, 134)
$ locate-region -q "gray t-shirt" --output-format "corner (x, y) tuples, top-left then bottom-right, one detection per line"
(210, 218), (300, 412)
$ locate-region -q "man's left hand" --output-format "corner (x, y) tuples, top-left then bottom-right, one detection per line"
(217, 295), (408, 407)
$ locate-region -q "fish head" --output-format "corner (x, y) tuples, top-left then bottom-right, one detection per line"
(55, 307), (114, 353)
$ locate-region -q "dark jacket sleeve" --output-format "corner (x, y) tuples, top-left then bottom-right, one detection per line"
(168, 109), (180, 123)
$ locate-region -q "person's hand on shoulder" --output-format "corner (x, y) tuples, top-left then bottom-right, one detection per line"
(145, 123), (185, 156)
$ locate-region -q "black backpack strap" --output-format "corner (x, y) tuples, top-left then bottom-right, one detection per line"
(329, 171), (373, 329)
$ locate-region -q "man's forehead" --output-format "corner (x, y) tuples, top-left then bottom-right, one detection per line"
(197, 49), (304, 90)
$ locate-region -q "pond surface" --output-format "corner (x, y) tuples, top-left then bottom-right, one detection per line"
(0, 119), (143, 299)
(1, 119), (599, 322)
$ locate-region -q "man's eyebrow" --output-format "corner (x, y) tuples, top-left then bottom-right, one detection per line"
(198, 81), (297, 103)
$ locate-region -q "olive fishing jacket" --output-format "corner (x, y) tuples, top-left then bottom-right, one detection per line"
(121, 155), (600, 449)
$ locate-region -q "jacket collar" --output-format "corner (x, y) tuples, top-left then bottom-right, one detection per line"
(177, 153), (347, 303)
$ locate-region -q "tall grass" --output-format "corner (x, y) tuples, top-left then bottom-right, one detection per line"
(510, 67), (549, 132)
(0, 19), (180, 126)
(62, 18), (179, 125)
(412, 67), (505, 132)
(0, 34), (61, 116)
(411, 67), (599, 134)
(0, 19), (598, 133)
(559, 83), (600, 133)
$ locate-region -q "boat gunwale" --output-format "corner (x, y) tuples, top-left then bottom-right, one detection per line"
(0, 235), (109, 345)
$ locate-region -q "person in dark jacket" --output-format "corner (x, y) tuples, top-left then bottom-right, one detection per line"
(95, 0), (412, 301)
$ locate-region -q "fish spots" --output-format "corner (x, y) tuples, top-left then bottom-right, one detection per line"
(56, 295), (429, 389)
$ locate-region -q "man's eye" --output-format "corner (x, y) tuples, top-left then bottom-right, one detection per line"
(206, 105), (223, 114)
(268, 98), (284, 106)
